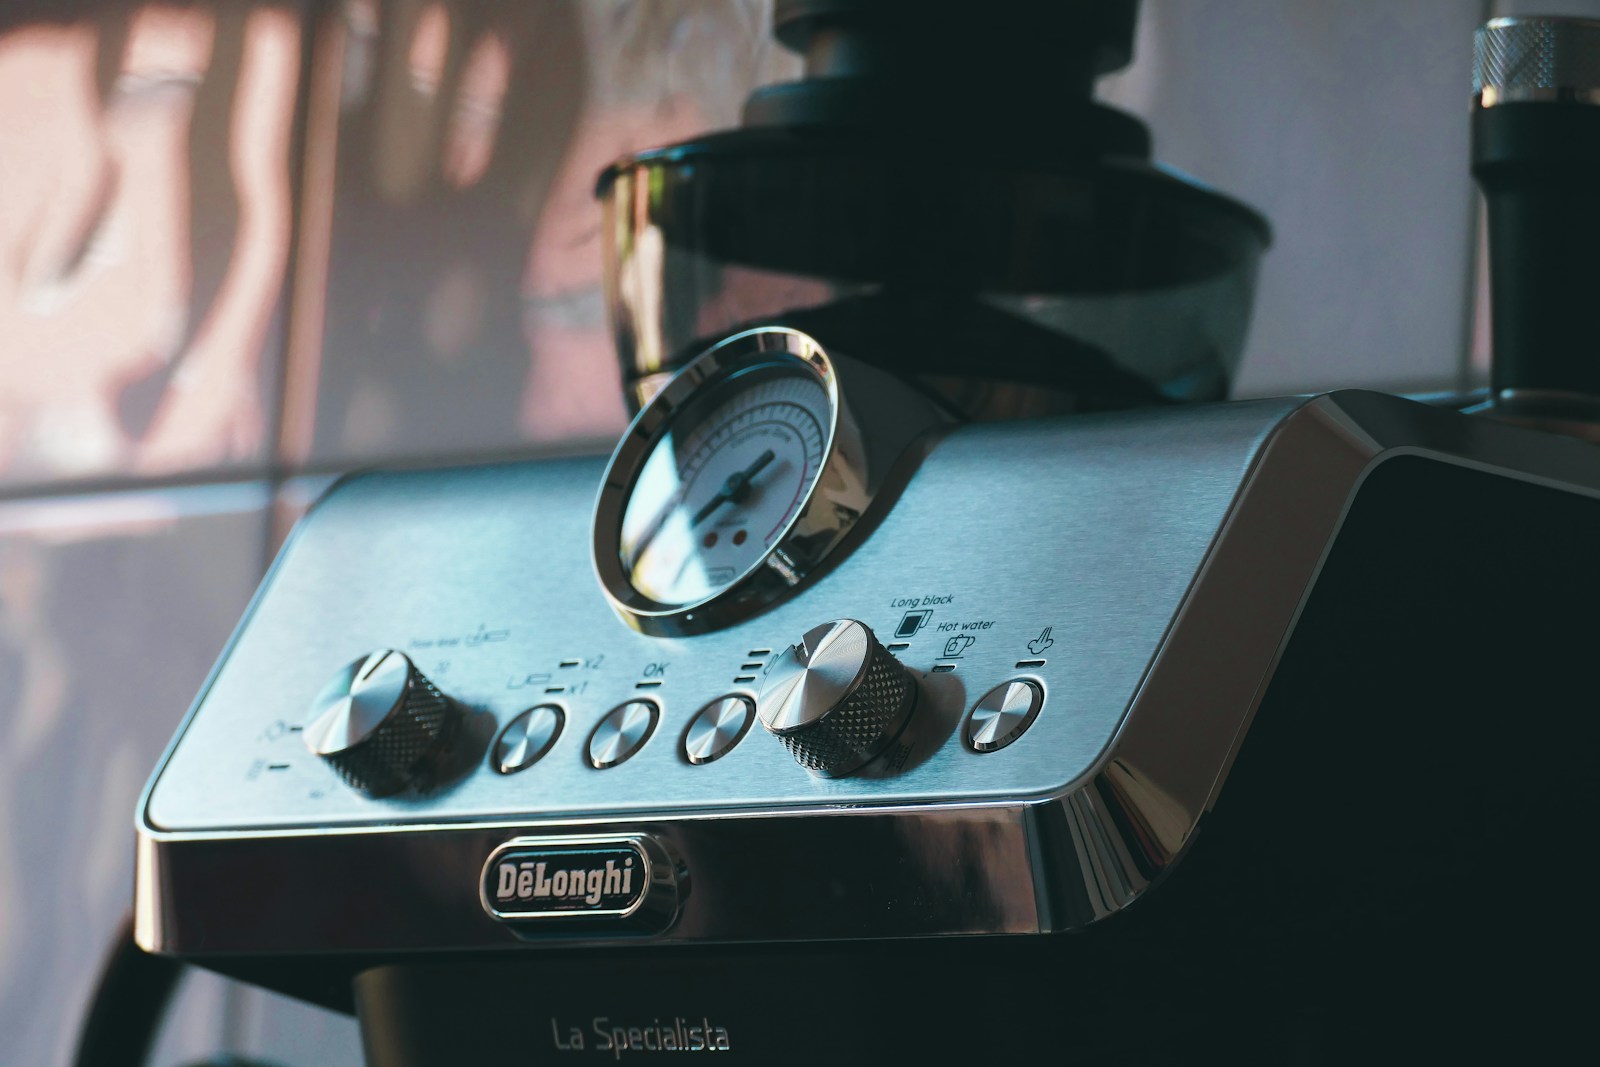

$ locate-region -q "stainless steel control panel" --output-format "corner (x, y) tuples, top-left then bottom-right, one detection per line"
(145, 399), (1295, 833)
(138, 389), (1600, 960)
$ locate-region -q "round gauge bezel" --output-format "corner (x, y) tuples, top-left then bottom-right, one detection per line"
(592, 327), (843, 635)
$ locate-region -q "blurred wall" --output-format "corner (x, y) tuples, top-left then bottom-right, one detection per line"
(0, 1), (1579, 1064)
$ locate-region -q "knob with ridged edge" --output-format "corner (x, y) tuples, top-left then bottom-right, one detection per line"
(303, 649), (456, 796)
(757, 619), (917, 777)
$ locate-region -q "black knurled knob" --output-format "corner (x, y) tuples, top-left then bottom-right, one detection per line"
(302, 649), (454, 796)
(757, 619), (916, 777)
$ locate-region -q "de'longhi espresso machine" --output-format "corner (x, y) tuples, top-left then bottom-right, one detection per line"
(99, 4), (1600, 1063)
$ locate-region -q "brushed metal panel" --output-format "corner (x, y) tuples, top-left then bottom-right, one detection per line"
(146, 399), (1302, 832)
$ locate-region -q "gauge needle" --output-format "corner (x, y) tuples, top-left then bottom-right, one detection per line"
(691, 449), (776, 527)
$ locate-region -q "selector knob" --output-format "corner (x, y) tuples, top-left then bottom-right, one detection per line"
(303, 649), (456, 796)
(758, 619), (917, 777)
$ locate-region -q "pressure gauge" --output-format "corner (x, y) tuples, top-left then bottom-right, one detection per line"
(593, 327), (947, 635)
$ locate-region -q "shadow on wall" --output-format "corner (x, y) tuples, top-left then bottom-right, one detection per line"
(0, 0), (300, 485)
(293, 0), (788, 465)
(0, 0), (792, 486)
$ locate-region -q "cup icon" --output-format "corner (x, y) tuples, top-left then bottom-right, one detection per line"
(895, 609), (933, 638)
(943, 634), (976, 658)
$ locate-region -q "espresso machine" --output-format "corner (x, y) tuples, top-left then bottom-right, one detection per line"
(115, 4), (1600, 1063)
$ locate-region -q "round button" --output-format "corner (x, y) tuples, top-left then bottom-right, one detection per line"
(587, 700), (660, 769)
(965, 679), (1044, 753)
(683, 696), (755, 765)
(303, 649), (456, 796)
(492, 704), (564, 774)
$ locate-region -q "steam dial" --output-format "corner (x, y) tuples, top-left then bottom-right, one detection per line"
(758, 620), (917, 777)
(303, 649), (456, 796)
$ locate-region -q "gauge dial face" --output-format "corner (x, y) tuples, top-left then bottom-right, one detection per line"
(619, 366), (833, 607)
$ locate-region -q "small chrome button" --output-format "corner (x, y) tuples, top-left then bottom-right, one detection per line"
(493, 704), (564, 774)
(966, 679), (1044, 753)
(683, 696), (755, 765)
(588, 700), (660, 768)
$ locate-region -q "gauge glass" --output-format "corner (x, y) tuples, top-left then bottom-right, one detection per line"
(619, 366), (832, 606)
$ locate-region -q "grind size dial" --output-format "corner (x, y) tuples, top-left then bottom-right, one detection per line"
(303, 649), (457, 796)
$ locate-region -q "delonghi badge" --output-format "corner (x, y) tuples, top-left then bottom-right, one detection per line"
(480, 835), (679, 930)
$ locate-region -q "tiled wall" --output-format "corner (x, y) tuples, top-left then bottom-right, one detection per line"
(1, 1), (1581, 1064)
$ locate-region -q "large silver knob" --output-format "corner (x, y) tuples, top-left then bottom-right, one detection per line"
(303, 649), (456, 796)
(757, 620), (917, 777)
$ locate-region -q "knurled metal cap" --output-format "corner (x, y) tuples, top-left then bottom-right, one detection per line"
(757, 619), (916, 777)
(303, 649), (454, 796)
(1475, 16), (1600, 106)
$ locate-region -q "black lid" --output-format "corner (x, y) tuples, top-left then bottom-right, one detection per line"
(747, 0), (1144, 140)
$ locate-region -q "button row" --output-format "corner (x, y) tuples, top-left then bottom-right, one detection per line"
(493, 695), (757, 776)
(491, 679), (1042, 776)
